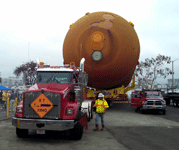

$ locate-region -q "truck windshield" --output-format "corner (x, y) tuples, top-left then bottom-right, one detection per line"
(37, 72), (72, 83)
(144, 92), (162, 98)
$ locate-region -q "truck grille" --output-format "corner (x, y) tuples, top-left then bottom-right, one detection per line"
(24, 92), (61, 119)
(147, 100), (162, 105)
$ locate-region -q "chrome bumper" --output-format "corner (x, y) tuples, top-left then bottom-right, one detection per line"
(12, 117), (75, 131)
(142, 105), (166, 110)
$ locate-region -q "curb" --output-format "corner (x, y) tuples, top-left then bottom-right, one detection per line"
(0, 116), (13, 121)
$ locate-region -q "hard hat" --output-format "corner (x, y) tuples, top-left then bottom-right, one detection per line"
(98, 93), (104, 98)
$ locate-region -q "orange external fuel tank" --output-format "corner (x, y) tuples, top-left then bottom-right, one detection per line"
(63, 12), (140, 90)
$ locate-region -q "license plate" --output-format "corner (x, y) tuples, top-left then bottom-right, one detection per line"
(152, 106), (157, 109)
(36, 129), (45, 134)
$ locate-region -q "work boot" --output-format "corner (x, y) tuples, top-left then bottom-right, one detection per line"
(101, 125), (105, 131)
(93, 125), (99, 131)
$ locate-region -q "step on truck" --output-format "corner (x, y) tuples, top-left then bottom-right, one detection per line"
(131, 89), (166, 114)
(12, 58), (93, 140)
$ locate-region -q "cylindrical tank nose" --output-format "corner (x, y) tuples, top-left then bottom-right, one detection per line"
(63, 12), (140, 90)
(91, 31), (104, 62)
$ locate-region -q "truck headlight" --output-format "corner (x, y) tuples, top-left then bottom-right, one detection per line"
(66, 109), (74, 115)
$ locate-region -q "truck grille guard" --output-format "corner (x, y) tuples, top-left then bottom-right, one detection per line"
(24, 92), (61, 119)
(146, 100), (162, 105)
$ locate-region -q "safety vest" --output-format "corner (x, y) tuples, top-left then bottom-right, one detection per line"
(95, 99), (109, 113)
(2, 92), (9, 101)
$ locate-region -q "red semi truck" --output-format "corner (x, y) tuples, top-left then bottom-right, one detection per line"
(12, 58), (93, 140)
(131, 89), (167, 114)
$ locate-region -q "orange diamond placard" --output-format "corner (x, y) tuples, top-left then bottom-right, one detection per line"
(31, 93), (54, 118)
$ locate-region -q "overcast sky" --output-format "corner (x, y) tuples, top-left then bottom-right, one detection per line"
(0, 0), (179, 85)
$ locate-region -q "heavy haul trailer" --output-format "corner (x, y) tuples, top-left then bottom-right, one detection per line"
(163, 92), (179, 107)
(12, 58), (92, 140)
(63, 12), (140, 105)
(86, 74), (135, 107)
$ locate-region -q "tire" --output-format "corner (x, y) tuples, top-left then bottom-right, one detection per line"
(69, 123), (83, 140)
(162, 110), (166, 115)
(165, 99), (170, 105)
(173, 100), (178, 107)
(107, 101), (113, 107)
(135, 107), (140, 112)
(16, 128), (28, 138)
(170, 99), (174, 106)
(141, 109), (146, 114)
(87, 111), (91, 122)
(90, 104), (93, 119)
(87, 104), (91, 122)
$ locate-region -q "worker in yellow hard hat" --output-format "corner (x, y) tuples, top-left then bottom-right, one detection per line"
(93, 93), (109, 131)
(2, 91), (9, 109)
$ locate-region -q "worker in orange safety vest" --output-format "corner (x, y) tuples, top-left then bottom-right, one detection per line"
(93, 93), (109, 131)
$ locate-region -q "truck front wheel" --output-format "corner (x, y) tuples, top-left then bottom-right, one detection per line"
(69, 123), (83, 140)
(16, 128), (28, 138)
(90, 104), (93, 119)
(162, 110), (166, 115)
(141, 109), (146, 114)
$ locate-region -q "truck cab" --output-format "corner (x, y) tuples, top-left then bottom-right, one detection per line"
(12, 58), (92, 140)
(131, 90), (166, 114)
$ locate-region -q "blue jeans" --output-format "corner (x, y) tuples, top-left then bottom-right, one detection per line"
(95, 113), (105, 125)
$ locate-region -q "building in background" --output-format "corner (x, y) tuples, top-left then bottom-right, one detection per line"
(167, 79), (179, 88)
(1, 76), (24, 88)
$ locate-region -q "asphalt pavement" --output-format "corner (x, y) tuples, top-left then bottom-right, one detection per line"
(0, 103), (179, 150)
(105, 103), (179, 150)
(0, 104), (15, 120)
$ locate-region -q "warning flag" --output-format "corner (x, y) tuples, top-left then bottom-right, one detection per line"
(78, 113), (88, 131)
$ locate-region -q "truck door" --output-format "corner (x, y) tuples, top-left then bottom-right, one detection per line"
(131, 92), (141, 107)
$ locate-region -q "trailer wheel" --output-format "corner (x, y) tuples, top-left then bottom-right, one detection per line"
(107, 101), (113, 107)
(16, 128), (28, 138)
(173, 100), (178, 107)
(69, 123), (83, 140)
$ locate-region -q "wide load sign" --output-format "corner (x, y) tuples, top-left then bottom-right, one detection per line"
(31, 94), (54, 118)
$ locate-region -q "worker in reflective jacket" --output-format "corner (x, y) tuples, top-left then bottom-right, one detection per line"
(93, 93), (109, 131)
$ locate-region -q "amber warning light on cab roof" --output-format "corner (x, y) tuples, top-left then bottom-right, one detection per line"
(38, 61), (78, 70)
